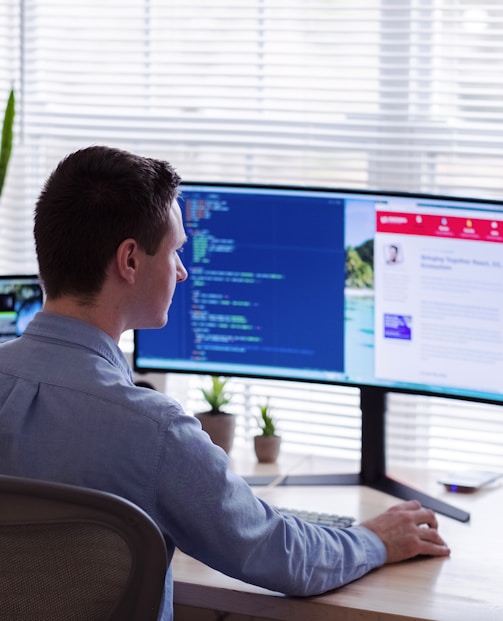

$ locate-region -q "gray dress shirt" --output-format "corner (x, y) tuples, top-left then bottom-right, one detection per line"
(0, 312), (386, 621)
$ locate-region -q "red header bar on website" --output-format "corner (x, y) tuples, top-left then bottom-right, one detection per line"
(376, 211), (503, 243)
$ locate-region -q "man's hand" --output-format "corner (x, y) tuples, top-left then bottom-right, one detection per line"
(360, 500), (451, 564)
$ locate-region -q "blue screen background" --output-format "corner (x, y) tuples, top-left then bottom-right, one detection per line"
(135, 186), (346, 379)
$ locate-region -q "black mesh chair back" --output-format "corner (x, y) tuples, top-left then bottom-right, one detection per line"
(0, 475), (167, 621)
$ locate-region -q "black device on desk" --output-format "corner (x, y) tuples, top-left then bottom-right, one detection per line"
(134, 182), (503, 523)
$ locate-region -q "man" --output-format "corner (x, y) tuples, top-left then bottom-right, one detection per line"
(0, 146), (449, 621)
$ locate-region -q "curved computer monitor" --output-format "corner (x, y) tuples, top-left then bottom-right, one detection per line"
(134, 183), (503, 521)
(134, 182), (503, 407)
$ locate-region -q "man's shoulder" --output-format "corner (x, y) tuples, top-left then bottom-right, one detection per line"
(120, 382), (184, 417)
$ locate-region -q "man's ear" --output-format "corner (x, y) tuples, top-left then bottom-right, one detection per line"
(116, 238), (140, 284)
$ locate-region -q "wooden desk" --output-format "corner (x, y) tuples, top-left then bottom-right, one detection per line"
(173, 457), (503, 621)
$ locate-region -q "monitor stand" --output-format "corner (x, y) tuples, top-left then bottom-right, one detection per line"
(244, 385), (470, 523)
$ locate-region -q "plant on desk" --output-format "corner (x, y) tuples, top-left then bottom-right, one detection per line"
(254, 400), (281, 463)
(195, 376), (235, 454)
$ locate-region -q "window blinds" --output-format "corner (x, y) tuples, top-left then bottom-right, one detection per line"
(1, 0), (503, 470)
(9, 2), (503, 193)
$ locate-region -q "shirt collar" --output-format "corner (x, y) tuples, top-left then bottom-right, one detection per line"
(24, 311), (134, 382)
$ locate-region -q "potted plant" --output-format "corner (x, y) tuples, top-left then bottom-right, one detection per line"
(0, 89), (15, 200)
(195, 376), (235, 454)
(254, 400), (281, 463)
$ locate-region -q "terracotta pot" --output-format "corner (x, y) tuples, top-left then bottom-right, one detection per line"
(195, 411), (236, 454)
(254, 435), (281, 463)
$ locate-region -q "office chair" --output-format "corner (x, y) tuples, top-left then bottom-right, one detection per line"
(0, 475), (168, 621)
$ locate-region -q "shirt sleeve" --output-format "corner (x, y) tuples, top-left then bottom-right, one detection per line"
(151, 408), (387, 597)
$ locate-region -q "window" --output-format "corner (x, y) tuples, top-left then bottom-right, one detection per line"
(2, 0), (503, 471)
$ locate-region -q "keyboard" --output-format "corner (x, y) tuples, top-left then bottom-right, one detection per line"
(275, 507), (355, 529)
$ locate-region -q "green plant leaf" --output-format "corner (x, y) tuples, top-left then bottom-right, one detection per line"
(0, 89), (15, 198)
(257, 401), (276, 436)
(201, 376), (231, 413)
